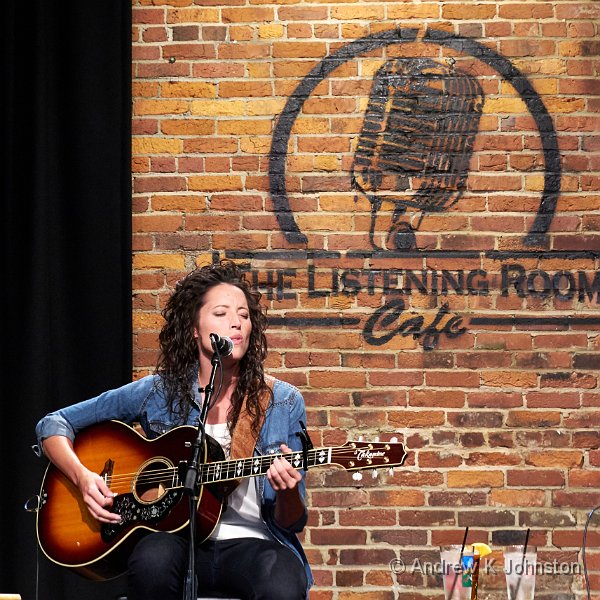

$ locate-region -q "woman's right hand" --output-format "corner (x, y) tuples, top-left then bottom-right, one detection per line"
(76, 466), (121, 524)
(41, 435), (121, 524)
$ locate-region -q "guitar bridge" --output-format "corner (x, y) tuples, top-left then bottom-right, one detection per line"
(100, 458), (115, 488)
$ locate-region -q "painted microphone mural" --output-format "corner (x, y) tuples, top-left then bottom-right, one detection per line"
(260, 28), (591, 351)
(351, 58), (484, 251)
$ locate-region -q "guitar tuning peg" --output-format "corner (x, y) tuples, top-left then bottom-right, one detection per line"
(371, 469), (379, 478)
(373, 436), (380, 443)
(352, 472), (363, 481)
(390, 437), (398, 443)
(358, 435), (364, 442)
(388, 468), (395, 476)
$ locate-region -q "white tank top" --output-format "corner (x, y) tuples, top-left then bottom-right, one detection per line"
(204, 422), (273, 541)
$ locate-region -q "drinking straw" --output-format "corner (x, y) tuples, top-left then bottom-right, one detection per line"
(522, 528), (530, 556)
(460, 527), (470, 554)
(448, 527), (469, 599)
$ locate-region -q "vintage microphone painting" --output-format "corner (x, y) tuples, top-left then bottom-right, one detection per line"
(351, 57), (484, 251)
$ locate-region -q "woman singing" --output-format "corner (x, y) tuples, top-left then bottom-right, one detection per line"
(35, 260), (312, 599)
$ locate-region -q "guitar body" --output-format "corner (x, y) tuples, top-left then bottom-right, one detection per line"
(36, 421), (225, 580)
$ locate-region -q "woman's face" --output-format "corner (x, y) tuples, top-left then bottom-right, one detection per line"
(194, 283), (252, 364)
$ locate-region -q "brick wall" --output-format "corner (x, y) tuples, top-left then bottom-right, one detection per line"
(132, 1), (600, 597)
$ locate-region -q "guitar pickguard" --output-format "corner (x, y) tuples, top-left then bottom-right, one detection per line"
(101, 490), (184, 543)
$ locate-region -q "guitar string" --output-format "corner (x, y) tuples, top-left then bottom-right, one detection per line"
(106, 463), (400, 492)
(102, 448), (393, 484)
(103, 451), (314, 488)
(104, 451), (302, 483)
(102, 444), (401, 485)
(103, 449), (315, 483)
(100, 449), (400, 491)
(106, 465), (400, 493)
(106, 446), (399, 480)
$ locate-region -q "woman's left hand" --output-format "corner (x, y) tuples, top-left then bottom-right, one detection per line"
(266, 444), (302, 492)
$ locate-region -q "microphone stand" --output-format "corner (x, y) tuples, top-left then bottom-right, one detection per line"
(183, 348), (222, 600)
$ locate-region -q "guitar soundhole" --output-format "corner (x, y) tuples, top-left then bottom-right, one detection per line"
(134, 458), (174, 504)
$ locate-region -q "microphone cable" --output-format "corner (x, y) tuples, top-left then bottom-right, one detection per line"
(210, 342), (225, 413)
(582, 503), (600, 600)
(212, 353), (225, 413)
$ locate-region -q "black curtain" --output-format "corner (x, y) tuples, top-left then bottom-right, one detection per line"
(2, 2), (132, 599)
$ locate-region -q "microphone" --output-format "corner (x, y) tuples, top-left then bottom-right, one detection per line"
(209, 333), (234, 357)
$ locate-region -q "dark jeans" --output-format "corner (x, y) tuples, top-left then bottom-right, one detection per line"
(127, 532), (307, 600)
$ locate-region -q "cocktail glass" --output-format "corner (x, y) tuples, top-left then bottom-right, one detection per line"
(503, 545), (537, 600)
(440, 545), (480, 600)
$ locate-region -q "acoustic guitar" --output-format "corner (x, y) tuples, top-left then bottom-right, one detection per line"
(34, 420), (407, 580)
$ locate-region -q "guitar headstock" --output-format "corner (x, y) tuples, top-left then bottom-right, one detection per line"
(330, 438), (407, 472)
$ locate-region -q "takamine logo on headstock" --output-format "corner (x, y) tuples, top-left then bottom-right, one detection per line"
(355, 447), (387, 461)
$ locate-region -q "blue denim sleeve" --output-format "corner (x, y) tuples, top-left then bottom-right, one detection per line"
(261, 380), (309, 534)
(35, 376), (156, 449)
(283, 385), (309, 533)
(287, 385), (309, 505)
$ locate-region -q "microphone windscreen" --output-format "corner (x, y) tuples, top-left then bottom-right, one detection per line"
(210, 334), (233, 358)
(351, 57), (484, 214)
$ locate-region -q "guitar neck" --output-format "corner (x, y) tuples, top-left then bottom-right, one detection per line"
(198, 447), (331, 485)
(195, 439), (403, 484)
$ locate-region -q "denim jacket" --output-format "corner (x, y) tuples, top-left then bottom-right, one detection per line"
(36, 375), (313, 593)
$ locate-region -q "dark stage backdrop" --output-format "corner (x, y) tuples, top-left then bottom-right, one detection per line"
(2, 2), (132, 599)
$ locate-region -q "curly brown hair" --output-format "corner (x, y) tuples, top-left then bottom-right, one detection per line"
(156, 260), (270, 435)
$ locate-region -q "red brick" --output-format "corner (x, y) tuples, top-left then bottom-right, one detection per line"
(526, 392), (582, 409)
(507, 470), (565, 488)
(311, 529), (367, 546)
(526, 451), (584, 469)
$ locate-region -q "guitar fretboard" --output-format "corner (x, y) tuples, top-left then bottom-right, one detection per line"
(196, 447), (333, 484)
